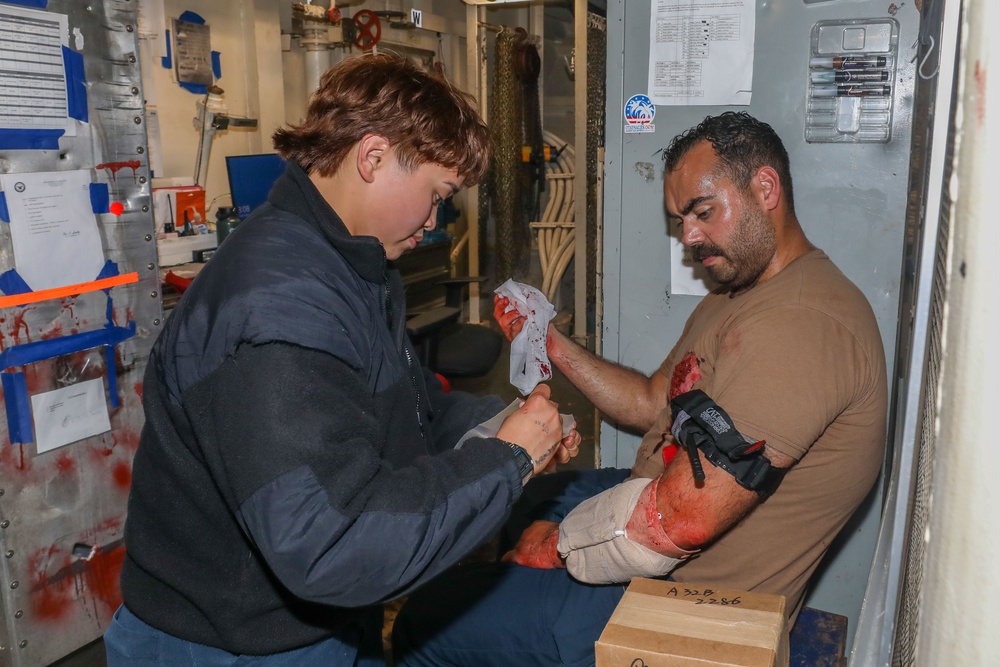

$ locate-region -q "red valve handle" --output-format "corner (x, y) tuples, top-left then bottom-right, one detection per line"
(353, 9), (381, 50)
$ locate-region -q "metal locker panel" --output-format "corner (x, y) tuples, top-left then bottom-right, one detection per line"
(602, 0), (919, 651)
(0, 1), (160, 664)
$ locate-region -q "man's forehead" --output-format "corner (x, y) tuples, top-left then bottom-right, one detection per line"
(664, 148), (733, 218)
(665, 151), (721, 195)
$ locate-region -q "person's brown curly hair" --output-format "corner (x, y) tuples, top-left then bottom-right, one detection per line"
(273, 52), (491, 185)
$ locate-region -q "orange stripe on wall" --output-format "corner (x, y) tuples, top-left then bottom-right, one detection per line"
(0, 272), (140, 309)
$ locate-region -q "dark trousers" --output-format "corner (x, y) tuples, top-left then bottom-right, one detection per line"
(392, 468), (631, 667)
(105, 604), (385, 666)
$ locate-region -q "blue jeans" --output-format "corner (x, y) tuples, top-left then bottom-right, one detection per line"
(105, 604), (385, 666)
(392, 468), (631, 667)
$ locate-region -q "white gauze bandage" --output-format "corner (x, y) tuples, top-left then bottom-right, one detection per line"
(557, 477), (689, 585)
(454, 398), (577, 449)
(494, 279), (557, 395)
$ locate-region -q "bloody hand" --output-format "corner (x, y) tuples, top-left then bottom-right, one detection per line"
(501, 520), (565, 569)
(493, 295), (525, 342)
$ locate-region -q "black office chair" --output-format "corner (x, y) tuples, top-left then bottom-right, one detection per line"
(407, 277), (504, 379)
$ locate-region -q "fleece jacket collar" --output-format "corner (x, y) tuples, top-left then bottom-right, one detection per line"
(267, 160), (387, 284)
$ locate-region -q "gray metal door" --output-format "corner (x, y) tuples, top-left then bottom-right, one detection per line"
(0, 1), (160, 664)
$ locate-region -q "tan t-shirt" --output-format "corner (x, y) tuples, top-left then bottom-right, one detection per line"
(630, 249), (887, 617)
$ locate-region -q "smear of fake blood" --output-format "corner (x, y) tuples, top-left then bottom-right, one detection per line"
(669, 351), (702, 400)
(28, 548), (73, 622)
(83, 544), (126, 615)
(112, 460), (132, 491)
(54, 453), (77, 475)
(96, 160), (141, 182)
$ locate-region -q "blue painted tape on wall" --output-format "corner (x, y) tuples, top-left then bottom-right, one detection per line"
(178, 10), (205, 24)
(0, 270), (33, 297)
(1, 372), (34, 445)
(0, 129), (64, 151)
(96, 260), (121, 281)
(0, 322), (136, 371)
(90, 183), (110, 214)
(162, 29), (172, 69)
(1, 0), (48, 7)
(179, 81), (208, 95)
(0, 192), (7, 223)
(212, 51), (221, 79)
(63, 45), (88, 123)
(105, 345), (119, 408)
(0, 319), (134, 443)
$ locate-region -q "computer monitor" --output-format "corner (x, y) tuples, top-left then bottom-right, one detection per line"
(225, 153), (287, 221)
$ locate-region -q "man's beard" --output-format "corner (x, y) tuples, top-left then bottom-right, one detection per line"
(688, 205), (775, 292)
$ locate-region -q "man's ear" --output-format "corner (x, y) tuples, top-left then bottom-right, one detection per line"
(356, 134), (390, 184)
(751, 166), (781, 212)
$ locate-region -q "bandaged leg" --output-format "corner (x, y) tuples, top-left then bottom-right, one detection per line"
(557, 477), (695, 585)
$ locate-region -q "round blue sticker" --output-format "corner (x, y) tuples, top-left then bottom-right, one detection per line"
(624, 94), (655, 133)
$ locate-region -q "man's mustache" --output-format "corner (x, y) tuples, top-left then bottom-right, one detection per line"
(687, 244), (726, 262)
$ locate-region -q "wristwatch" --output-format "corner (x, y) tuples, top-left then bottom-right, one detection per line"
(503, 441), (535, 484)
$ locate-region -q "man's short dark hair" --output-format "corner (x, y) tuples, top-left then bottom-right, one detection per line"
(663, 112), (795, 214)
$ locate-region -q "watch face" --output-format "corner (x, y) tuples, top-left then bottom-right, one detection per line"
(509, 443), (533, 480)
(518, 453), (534, 480)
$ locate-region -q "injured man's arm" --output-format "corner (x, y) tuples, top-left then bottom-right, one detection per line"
(504, 390), (796, 584)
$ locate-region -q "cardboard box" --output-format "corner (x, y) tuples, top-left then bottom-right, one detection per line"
(596, 578), (789, 667)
